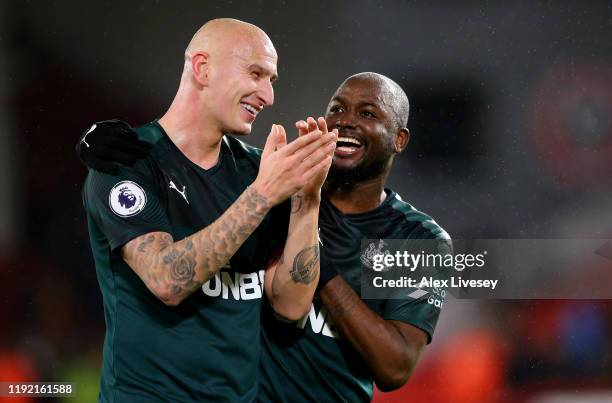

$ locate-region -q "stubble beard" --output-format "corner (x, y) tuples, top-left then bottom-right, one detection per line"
(325, 148), (393, 190)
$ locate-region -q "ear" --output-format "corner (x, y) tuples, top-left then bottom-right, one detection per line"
(394, 128), (410, 153)
(190, 52), (210, 86)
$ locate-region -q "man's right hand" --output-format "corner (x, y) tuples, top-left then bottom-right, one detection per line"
(252, 122), (336, 206)
(295, 117), (337, 197)
(76, 119), (152, 174)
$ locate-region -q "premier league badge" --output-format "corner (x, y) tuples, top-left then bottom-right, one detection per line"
(109, 181), (147, 217)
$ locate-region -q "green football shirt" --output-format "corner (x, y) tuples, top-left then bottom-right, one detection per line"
(258, 190), (451, 402)
(83, 122), (288, 402)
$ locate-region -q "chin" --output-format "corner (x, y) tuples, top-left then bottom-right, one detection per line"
(329, 154), (388, 186)
(331, 156), (363, 171)
(229, 123), (253, 136)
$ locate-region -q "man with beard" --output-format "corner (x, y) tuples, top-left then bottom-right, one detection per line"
(78, 19), (335, 402)
(77, 72), (450, 401)
(258, 73), (451, 402)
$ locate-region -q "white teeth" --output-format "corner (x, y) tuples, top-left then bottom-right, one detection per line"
(241, 103), (259, 115)
(336, 146), (357, 154)
(337, 136), (361, 146)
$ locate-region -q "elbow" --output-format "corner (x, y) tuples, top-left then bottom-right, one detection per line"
(375, 372), (410, 392)
(374, 360), (415, 392)
(286, 305), (311, 321)
(154, 288), (184, 307)
(270, 301), (310, 322)
(160, 296), (182, 307)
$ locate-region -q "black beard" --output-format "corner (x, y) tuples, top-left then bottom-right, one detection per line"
(326, 152), (391, 189)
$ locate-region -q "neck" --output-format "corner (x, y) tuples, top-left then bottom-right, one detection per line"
(158, 85), (223, 170)
(323, 175), (387, 214)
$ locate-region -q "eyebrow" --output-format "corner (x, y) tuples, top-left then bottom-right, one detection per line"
(248, 63), (278, 82)
(331, 96), (383, 111)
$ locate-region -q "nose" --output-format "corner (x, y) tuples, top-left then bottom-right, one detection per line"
(334, 115), (356, 131)
(257, 79), (274, 106)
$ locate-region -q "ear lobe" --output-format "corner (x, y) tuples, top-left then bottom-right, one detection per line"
(191, 52), (210, 86)
(394, 128), (410, 153)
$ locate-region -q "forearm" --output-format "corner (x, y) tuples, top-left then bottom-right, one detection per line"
(268, 192), (320, 319)
(123, 186), (270, 305)
(319, 276), (422, 390)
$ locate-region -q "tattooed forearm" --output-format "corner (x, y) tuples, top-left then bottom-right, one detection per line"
(122, 186), (270, 305)
(137, 234), (156, 252)
(289, 245), (319, 284)
(163, 240), (199, 295)
(200, 186), (269, 271)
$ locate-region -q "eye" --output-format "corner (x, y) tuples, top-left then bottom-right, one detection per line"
(329, 105), (343, 113)
(251, 71), (262, 79)
(361, 110), (376, 119)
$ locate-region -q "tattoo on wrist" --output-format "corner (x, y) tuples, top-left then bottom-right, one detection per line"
(290, 245), (319, 284)
(291, 193), (304, 214)
(246, 186), (270, 215)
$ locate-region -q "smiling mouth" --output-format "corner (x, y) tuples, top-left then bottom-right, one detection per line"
(335, 136), (363, 155)
(241, 102), (260, 118)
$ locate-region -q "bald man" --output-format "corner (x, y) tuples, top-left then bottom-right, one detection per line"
(258, 73), (451, 402)
(80, 19), (336, 402)
(80, 72), (451, 401)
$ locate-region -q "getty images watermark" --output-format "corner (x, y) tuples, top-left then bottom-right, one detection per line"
(360, 239), (612, 300)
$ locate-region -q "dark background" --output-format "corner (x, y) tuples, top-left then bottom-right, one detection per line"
(1, 1), (611, 402)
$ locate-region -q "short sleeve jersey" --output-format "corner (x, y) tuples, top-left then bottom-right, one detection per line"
(83, 122), (289, 403)
(258, 190), (451, 402)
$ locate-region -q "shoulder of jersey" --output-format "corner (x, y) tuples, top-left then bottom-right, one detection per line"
(133, 122), (165, 144)
(224, 135), (263, 160)
(389, 192), (451, 240)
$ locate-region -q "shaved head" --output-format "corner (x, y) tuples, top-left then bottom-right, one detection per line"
(340, 72), (409, 131)
(324, 72), (411, 188)
(185, 18), (275, 60)
(169, 18), (278, 136)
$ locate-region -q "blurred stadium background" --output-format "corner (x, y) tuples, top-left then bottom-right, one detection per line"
(1, 1), (611, 402)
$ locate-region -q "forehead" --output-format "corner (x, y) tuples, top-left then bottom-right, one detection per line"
(230, 36), (278, 74)
(331, 78), (392, 110)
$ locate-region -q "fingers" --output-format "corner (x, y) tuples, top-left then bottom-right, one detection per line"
(295, 120), (308, 137)
(276, 124), (287, 149)
(302, 154), (332, 183)
(296, 116), (327, 138)
(280, 129), (323, 155)
(283, 116), (334, 157)
(293, 132), (337, 167)
(262, 124), (280, 157)
(300, 139), (336, 171)
(306, 117), (318, 133)
(317, 117), (328, 134)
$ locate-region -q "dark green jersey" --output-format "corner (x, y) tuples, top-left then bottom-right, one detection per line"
(258, 190), (450, 402)
(83, 122), (288, 402)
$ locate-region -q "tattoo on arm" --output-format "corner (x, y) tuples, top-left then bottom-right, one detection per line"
(137, 234), (156, 252)
(162, 239), (198, 295)
(124, 186), (271, 302)
(291, 193), (304, 214)
(289, 245), (319, 284)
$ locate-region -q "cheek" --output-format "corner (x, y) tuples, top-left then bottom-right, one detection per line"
(379, 125), (397, 149)
(368, 126), (392, 149)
